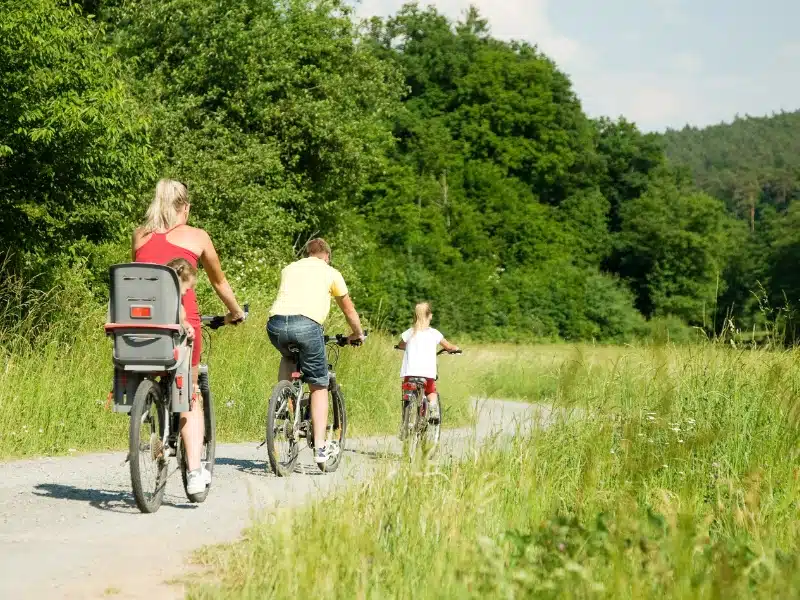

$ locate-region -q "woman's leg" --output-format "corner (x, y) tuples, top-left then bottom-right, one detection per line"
(180, 368), (203, 471)
(180, 327), (204, 472)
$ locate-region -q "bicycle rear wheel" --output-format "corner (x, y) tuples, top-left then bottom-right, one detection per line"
(129, 379), (169, 514)
(402, 391), (422, 459)
(422, 395), (442, 458)
(318, 383), (347, 473)
(181, 367), (216, 502)
(266, 380), (301, 477)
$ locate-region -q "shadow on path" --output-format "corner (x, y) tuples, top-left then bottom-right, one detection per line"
(33, 483), (196, 514)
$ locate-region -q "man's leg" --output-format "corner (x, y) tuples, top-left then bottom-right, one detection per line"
(278, 356), (296, 382)
(310, 384), (328, 449)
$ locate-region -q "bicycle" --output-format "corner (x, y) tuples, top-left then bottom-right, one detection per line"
(105, 261), (247, 513)
(395, 346), (462, 459)
(265, 331), (367, 477)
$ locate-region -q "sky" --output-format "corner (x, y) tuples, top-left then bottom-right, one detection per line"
(351, 0), (800, 132)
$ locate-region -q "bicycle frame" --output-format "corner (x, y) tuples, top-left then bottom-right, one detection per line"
(283, 334), (353, 447)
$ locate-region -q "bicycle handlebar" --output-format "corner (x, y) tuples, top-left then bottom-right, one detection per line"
(393, 345), (462, 355)
(325, 330), (369, 347)
(201, 303), (249, 330)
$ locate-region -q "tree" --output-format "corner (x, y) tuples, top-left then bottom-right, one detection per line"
(0, 0), (156, 276)
(612, 175), (732, 326)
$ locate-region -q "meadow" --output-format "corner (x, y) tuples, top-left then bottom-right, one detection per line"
(5, 285), (800, 598)
(186, 342), (800, 599)
(0, 299), (484, 459)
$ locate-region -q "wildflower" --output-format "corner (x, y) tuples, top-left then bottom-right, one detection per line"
(38, 428), (43, 433)
(610, 448), (615, 455)
(678, 439), (684, 443)
(226, 400), (235, 408)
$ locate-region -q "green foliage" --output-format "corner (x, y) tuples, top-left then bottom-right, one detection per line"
(663, 110), (800, 336)
(4, 0), (786, 343)
(612, 175), (732, 325)
(0, 0), (156, 277)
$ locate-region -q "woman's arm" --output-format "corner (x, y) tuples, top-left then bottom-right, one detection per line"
(200, 231), (244, 321)
(439, 338), (460, 353)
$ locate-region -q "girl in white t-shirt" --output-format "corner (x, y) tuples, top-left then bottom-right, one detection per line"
(396, 302), (460, 421)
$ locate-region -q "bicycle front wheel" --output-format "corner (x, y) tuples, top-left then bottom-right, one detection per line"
(266, 380), (300, 477)
(181, 367), (216, 503)
(129, 379), (169, 514)
(317, 383), (347, 473)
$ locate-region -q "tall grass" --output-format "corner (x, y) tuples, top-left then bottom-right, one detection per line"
(190, 343), (800, 599)
(0, 298), (475, 459)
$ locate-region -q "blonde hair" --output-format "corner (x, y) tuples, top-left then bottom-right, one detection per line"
(412, 302), (433, 333)
(142, 179), (189, 232)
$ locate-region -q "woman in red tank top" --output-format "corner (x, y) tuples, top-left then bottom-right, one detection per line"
(132, 179), (245, 493)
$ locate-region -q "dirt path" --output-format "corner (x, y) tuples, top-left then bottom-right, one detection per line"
(0, 399), (548, 599)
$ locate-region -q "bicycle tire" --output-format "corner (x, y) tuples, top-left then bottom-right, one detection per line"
(402, 391), (422, 459)
(318, 383), (347, 473)
(266, 380), (300, 477)
(129, 378), (169, 514)
(181, 368), (216, 503)
(423, 395), (442, 458)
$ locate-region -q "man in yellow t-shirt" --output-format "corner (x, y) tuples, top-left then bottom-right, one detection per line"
(267, 238), (365, 465)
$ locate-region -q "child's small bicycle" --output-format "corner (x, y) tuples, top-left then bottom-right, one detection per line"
(395, 346), (462, 458)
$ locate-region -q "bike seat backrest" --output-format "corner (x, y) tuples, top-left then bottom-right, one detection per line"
(106, 263), (183, 369)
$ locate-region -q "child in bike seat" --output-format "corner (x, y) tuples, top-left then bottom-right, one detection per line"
(395, 302), (460, 423)
(167, 257), (197, 344)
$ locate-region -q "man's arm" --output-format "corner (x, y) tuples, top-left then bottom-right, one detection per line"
(335, 294), (364, 341)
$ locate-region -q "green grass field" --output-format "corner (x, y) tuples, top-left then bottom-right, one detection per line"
(187, 343), (800, 599)
(0, 305), (479, 459)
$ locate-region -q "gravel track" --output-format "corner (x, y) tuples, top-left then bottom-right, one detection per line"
(0, 398), (547, 599)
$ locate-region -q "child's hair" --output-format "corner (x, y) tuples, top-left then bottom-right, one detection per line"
(167, 257), (197, 288)
(412, 302), (433, 332)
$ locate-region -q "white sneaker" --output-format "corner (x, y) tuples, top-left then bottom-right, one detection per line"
(186, 466), (211, 495)
(315, 441), (340, 464)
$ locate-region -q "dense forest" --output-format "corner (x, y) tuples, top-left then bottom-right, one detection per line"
(2, 0), (800, 342)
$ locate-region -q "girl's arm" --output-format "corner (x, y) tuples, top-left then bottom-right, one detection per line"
(180, 305), (195, 341)
(439, 338), (460, 353)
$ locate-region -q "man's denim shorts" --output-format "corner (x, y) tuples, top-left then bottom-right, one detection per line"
(267, 315), (328, 387)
